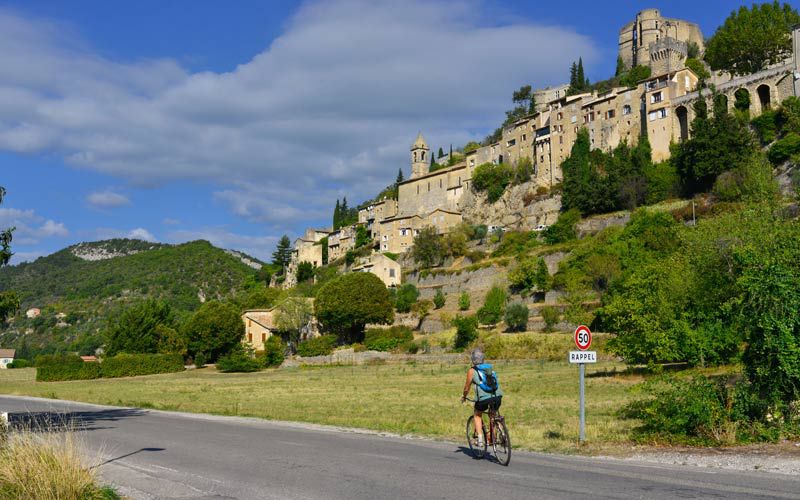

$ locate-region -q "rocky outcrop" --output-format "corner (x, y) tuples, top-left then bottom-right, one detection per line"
(576, 212), (630, 238)
(460, 185), (561, 230)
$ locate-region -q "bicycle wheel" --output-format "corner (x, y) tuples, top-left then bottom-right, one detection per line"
(492, 419), (511, 466)
(465, 416), (486, 459)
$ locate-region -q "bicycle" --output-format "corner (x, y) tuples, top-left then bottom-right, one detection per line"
(464, 397), (511, 466)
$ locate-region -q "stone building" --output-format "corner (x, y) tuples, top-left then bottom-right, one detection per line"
(352, 253), (402, 288)
(242, 309), (276, 351)
(285, 228), (329, 287)
(618, 8), (704, 72)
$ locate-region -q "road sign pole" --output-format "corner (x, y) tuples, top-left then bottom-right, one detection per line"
(579, 363), (585, 442)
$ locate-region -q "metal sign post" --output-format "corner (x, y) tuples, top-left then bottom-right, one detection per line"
(569, 325), (595, 443)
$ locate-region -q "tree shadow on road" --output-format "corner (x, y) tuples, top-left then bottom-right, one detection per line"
(7, 407), (147, 432)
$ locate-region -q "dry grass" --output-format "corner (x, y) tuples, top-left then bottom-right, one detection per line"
(0, 430), (111, 499)
(0, 360), (642, 454)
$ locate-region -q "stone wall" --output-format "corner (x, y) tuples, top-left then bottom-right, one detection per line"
(459, 185), (562, 231)
(291, 349), (467, 366)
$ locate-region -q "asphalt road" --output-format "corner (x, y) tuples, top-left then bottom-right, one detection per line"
(1, 395), (798, 500)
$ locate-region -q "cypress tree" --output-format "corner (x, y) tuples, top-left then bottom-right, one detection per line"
(333, 199), (340, 229)
(396, 168), (404, 184)
(272, 235), (293, 271)
(569, 62), (578, 88)
(576, 58), (586, 91)
(438, 147), (444, 158)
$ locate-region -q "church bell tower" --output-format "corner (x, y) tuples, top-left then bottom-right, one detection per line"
(410, 132), (430, 179)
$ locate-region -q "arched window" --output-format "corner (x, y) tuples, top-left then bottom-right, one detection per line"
(421, 151), (426, 161)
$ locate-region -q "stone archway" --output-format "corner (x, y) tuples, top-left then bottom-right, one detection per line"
(734, 88), (751, 112)
(675, 106), (689, 142)
(757, 84), (771, 111)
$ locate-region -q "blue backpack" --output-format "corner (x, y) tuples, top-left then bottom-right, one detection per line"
(475, 363), (499, 393)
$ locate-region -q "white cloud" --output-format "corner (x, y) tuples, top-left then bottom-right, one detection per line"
(166, 227), (278, 262)
(9, 250), (45, 264)
(0, 1), (596, 227)
(93, 226), (158, 242)
(0, 207), (69, 244)
(86, 190), (130, 208)
(127, 228), (157, 242)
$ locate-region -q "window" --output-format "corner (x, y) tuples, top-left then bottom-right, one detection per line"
(248, 333), (253, 342)
(557, 112), (563, 120)
(559, 136), (563, 144)
(651, 91), (663, 104)
(383, 235), (388, 241)
(622, 105), (632, 115)
(416, 186), (419, 194)
(570, 115), (577, 123)
(606, 109), (615, 119)
(439, 179), (442, 188)
(522, 134), (527, 141)
(382, 243), (388, 250)
(427, 182), (430, 192)
(389, 269), (395, 278)
(506, 139), (516, 147)
(648, 108), (668, 121)
(400, 229), (408, 236)
(262, 333), (266, 342)
(421, 151), (426, 161)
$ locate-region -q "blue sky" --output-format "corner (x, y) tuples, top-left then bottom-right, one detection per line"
(0, 0), (774, 263)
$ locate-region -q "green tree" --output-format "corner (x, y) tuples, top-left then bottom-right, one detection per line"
(274, 297), (314, 337)
(0, 186), (18, 322)
(105, 299), (178, 356)
(411, 226), (443, 268)
(355, 225), (371, 248)
(615, 55), (625, 76)
(684, 58), (710, 80)
(433, 289), (446, 309)
(315, 273), (394, 343)
(333, 199), (341, 229)
(438, 147), (444, 158)
(704, 2), (800, 76)
(396, 168), (404, 184)
(534, 258), (550, 292)
(471, 162), (513, 203)
(395, 283), (420, 313)
(504, 303), (529, 332)
(296, 261), (315, 283)
(182, 301), (245, 361)
(272, 235), (292, 272)
(477, 286), (507, 325)
(262, 336), (285, 367)
(543, 209), (581, 245)
(452, 315), (478, 349)
(673, 95), (758, 194)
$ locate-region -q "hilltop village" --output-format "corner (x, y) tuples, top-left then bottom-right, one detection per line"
(285, 7), (800, 288)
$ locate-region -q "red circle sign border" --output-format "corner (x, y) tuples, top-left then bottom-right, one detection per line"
(574, 325), (592, 350)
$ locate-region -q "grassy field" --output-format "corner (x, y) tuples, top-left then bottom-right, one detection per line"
(0, 359), (643, 454)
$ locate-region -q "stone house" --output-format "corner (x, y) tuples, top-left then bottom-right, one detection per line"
(242, 309), (276, 351)
(0, 349), (15, 369)
(352, 253), (401, 288)
(327, 225), (356, 262)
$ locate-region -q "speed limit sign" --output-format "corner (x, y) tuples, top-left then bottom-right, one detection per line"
(574, 325), (592, 350)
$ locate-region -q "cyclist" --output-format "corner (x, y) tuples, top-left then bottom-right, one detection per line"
(461, 348), (502, 446)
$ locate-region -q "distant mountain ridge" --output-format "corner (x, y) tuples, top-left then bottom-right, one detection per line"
(0, 238), (264, 310)
(0, 238), (266, 356)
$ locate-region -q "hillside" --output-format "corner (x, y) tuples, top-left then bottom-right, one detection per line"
(0, 239), (265, 356)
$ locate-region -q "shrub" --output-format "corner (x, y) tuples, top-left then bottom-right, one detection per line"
(472, 162), (513, 203)
(395, 283), (420, 313)
(452, 315), (479, 350)
(216, 350), (261, 373)
(433, 289), (446, 309)
(465, 249), (486, 263)
(100, 353), (184, 379)
(411, 299), (433, 319)
(7, 359), (31, 369)
(315, 273), (393, 343)
(458, 292), (470, 311)
(0, 431), (111, 499)
(261, 336), (284, 368)
(477, 286), (507, 325)
(541, 306), (560, 332)
(504, 303), (529, 332)
(194, 352), (206, 368)
(543, 209), (580, 244)
(36, 362), (102, 382)
(622, 377), (744, 445)
(35, 354), (83, 367)
(364, 326), (414, 352)
(508, 257), (548, 292)
(767, 132), (800, 165)
(751, 110), (778, 144)
(296, 335), (337, 357)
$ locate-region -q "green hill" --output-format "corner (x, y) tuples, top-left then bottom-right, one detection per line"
(0, 239), (266, 357)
